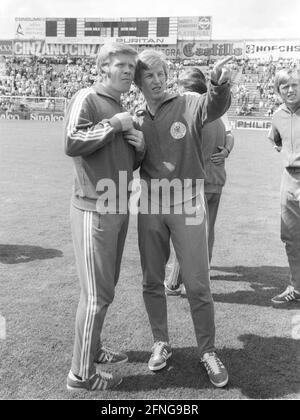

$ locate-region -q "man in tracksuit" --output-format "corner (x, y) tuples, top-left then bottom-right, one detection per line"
(134, 50), (232, 388)
(64, 43), (145, 392)
(268, 67), (300, 305)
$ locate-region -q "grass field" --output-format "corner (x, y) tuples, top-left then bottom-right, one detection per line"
(0, 120), (299, 400)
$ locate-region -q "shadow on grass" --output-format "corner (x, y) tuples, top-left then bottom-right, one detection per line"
(210, 265), (299, 309)
(0, 244), (63, 264)
(123, 334), (300, 399)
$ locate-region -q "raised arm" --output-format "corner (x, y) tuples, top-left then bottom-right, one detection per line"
(200, 57), (233, 125)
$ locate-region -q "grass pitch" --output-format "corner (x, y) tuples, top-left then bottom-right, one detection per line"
(0, 120), (299, 400)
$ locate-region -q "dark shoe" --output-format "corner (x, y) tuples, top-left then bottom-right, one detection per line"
(271, 286), (300, 304)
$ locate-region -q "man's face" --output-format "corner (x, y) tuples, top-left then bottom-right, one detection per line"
(105, 53), (136, 94)
(278, 73), (300, 109)
(140, 64), (167, 103)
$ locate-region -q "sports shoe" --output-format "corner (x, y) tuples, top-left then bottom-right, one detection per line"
(271, 285), (300, 304)
(95, 347), (128, 365)
(148, 341), (172, 371)
(201, 352), (229, 388)
(66, 370), (122, 391)
(164, 281), (182, 296)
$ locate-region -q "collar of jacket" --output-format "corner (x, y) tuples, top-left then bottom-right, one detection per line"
(279, 102), (300, 115)
(92, 81), (122, 104)
(136, 92), (179, 116)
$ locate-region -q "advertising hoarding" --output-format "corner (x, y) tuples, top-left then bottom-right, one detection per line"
(178, 16), (212, 40)
(15, 18), (45, 39)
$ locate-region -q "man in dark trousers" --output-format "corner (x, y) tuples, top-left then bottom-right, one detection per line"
(134, 50), (232, 388)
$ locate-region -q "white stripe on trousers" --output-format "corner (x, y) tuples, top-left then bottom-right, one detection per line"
(79, 211), (97, 379)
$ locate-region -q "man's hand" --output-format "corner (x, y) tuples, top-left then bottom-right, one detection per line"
(210, 56), (232, 85)
(110, 111), (134, 132)
(124, 128), (145, 153)
(211, 146), (229, 165)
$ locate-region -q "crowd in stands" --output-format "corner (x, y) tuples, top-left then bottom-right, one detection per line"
(0, 55), (298, 117)
(233, 58), (298, 117)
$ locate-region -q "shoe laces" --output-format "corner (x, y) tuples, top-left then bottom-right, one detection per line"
(202, 352), (224, 375)
(100, 347), (116, 362)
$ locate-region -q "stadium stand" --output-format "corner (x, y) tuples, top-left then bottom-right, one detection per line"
(0, 55), (298, 118)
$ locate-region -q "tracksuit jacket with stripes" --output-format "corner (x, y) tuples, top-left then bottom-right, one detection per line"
(64, 82), (144, 212)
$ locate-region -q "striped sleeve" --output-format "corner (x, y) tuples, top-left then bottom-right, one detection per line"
(64, 88), (115, 157)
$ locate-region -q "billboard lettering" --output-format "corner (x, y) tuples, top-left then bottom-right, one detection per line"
(179, 41), (243, 59)
(134, 45), (179, 57)
(245, 40), (300, 58)
(0, 112), (64, 121)
(13, 41), (101, 56)
(234, 119), (272, 130)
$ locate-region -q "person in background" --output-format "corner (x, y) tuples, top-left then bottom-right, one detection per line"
(164, 67), (234, 297)
(268, 67), (300, 305)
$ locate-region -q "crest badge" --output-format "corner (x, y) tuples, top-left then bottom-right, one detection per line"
(170, 122), (186, 140)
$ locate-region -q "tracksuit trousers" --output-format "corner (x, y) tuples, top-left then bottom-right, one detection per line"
(281, 168), (300, 292)
(70, 205), (129, 380)
(167, 191), (222, 286)
(138, 202), (216, 358)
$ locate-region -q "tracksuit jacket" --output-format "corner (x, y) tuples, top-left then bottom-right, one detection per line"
(269, 103), (300, 168)
(135, 82), (231, 204)
(64, 82), (144, 212)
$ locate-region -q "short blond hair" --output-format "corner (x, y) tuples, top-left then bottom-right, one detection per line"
(96, 42), (137, 75)
(274, 67), (300, 95)
(134, 49), (168, 88)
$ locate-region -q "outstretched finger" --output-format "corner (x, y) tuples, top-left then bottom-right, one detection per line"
(214, 56), (233, 68)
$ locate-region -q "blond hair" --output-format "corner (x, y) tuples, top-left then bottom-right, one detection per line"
(134, 49), (168, 88)
(96, 42), (137, 75)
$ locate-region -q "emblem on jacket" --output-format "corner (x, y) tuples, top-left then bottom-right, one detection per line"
(170, 122), (186, 139)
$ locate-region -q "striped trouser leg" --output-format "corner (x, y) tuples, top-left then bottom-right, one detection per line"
(70, 206), (129, 379)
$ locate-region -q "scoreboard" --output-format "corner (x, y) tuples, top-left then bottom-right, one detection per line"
(15, 17), (179, 45)
(14, 16), (212, 45)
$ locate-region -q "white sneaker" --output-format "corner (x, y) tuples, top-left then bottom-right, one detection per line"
(148, 341), (172, 371)
(201, 352), (229, 388)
